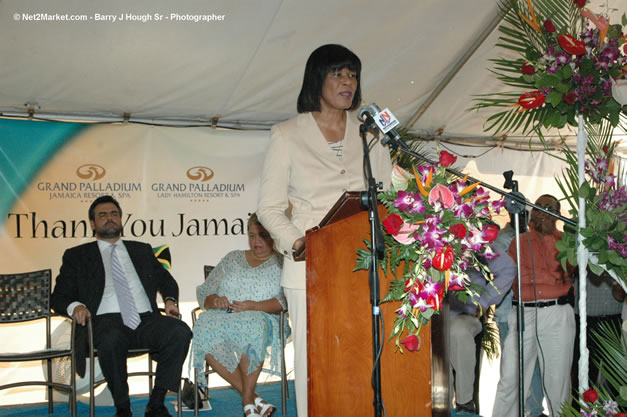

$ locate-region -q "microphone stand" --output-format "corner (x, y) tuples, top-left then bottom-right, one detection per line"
(359, 118), (385, 417)
(502, 174), (527, 417)
(383, 135), (575, 416)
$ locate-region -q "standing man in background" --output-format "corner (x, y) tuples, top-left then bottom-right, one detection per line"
(493, 195), (576, 417)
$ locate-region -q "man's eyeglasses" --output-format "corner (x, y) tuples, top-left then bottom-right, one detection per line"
(535, 204), (559, 213)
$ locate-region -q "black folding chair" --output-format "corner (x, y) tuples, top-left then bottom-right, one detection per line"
(0, 269), (77, 416)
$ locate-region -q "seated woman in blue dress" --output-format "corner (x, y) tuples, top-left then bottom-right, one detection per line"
(192, 213), (289, 417)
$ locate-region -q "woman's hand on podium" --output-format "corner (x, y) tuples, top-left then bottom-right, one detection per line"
(292, 237), (306, 262)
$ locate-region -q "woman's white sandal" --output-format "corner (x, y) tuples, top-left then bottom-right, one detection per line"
(244, 403), (262, 417)
(254, 396), (276, 417)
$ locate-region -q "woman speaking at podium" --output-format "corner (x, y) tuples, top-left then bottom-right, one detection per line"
(257, 43), (392, 417)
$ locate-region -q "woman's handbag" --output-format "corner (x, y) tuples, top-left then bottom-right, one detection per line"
(181, 378), (208, 410)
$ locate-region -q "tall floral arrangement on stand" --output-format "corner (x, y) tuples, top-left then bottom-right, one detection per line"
(471, 0), (627, 407)
(472, 0), (626, 134)
(555, 122), (627, 283)
(356, 150), (506, 351)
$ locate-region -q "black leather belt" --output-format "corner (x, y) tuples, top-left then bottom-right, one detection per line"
(512, 299), (558, 308)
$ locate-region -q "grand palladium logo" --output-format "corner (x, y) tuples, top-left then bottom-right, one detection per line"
(186, 166), (214, 182)
(152, 166), (244, 200)
(36, 163), (141, 201)
(76, 164), (106, 180)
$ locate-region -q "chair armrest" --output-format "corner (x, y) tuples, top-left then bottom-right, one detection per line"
(191, 307), (201, 326)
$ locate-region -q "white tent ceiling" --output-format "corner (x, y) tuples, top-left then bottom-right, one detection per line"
(1, 0), (625, 149)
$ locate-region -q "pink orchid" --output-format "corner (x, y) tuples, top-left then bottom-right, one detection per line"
(428, 184), (455, 209)
(463, 226), (485, 251)
(392, 222), (420, 245)
(412, 296), (433, 312)
(580, 8), (609, 46)
(448, 273), (467, 291)
(418, 279), (441, 301)
(395, 304), (409, 319)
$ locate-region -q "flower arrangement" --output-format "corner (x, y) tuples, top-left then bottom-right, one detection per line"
(574, 388), (625, 417)
(356, 150), (506, 351)
(472, 0), (626, 134)
(555, 130), (626, 282)
(559, 321), (627, 416)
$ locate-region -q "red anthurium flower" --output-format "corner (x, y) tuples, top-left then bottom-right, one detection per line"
(401, 334), (420, 352)
(518, 91), (545, 109)
(404, 278), (419, 294)
(582, 388), (598, 403)
(563, 92), (577, 105)
(449, 223), (467, 239)
(482, 224), (499, 243)
(383, 213), (403, 235)
(543, 19), (556, 33)
(427, 289), (445, 311)
(439, 150), (457, 167)
(573, 0), (586, 7)
(558, 34), (586, 55)
(521, 62), (536, 75)
(432, 245), (454, 271)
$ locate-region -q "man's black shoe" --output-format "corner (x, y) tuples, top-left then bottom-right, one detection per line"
(145, 403), (172, 417)
(114, 405), (132, 417)
(455, 400), (477, 415)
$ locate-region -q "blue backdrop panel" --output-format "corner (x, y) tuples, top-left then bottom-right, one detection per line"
(0, 119), (86, 219)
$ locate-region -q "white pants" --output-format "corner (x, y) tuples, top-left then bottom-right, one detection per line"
(492, 304), (575, 417)
(450, 314), (483, 405)
(285, 287), (307, 417)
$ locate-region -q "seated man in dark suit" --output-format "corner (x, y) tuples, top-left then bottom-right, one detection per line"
(51, 195), (192, 417)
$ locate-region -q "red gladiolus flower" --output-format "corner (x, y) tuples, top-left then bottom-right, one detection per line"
(449, 223), (467, 239)
(614, 414), (627, 417)
(439, 150), (457, 167)
(432, 245), (454, 271)
(521, 62), (536, 75)
(401, 334), (420, 352)
(573, 0), (586, 7)
(383, 213), (403, 235)
(563, 92), (577, 105)
(582, 388), (598, 403)
(518, 91), (545, 109)
(543, 19), (556, 33)
(558, 34), (586, 55)
(482, 224), (499, 243)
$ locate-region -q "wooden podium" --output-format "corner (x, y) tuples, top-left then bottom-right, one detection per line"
(306, 192), (450, 417)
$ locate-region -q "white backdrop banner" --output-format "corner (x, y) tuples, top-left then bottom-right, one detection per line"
(1, 123), (270, 302)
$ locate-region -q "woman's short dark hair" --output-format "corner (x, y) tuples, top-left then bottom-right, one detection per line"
(297, 44), (362, 113)
(247, 212), (263, 230)
(88, 195), (122, 221)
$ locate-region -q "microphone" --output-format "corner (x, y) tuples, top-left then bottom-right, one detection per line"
(358, 103), (402, 146)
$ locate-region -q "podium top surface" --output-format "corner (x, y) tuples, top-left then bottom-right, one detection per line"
(317, 191), (363, 228)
